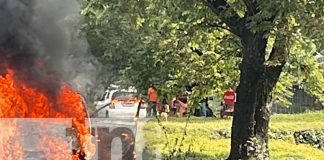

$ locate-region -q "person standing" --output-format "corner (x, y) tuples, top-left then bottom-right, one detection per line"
(175, 98), (188, 117)
(147, 86), (158, 117)
(160, 98), (170, 121)
(223, 88), (236, 113)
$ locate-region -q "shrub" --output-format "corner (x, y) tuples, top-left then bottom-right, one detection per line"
(293, 129), (324, 150)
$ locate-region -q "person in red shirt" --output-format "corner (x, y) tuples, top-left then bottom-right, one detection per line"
(223, 88), (236, 112)
(147, 86), (158, 116)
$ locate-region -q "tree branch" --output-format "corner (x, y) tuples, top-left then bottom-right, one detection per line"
(190, 47), (204, 56)
(191, 46), (242, 59)
(204, 22), (233, 32)
(243, 0), (258, 16)
(201, 0), (245, 36)
(265, 36), (288, 67)
(242, 1), (282, 36)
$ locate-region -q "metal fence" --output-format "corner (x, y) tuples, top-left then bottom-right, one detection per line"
(272, 87), (324, 114)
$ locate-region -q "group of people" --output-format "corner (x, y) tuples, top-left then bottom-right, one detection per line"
(146, 86), (237, 118)
(146, 86), (189, 118)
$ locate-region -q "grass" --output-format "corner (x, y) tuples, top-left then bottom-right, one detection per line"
(271, 112), (324, 131)
(142, 112), (324, 159)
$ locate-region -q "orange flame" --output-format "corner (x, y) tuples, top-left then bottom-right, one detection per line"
(0, 66), (95, 159)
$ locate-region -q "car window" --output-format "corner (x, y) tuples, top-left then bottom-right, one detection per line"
(99, 91), (110, 101)
(112, 91), (137, 100)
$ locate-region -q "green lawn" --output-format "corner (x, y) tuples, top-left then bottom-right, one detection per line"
(142, 112), (324, 159)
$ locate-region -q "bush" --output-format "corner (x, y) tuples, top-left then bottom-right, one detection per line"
(293, 130), (324, 150)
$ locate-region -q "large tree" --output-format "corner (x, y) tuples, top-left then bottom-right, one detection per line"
(208, 1), (324, 159)
(82, 0), (324, 159)
(199, 1), (324, 159)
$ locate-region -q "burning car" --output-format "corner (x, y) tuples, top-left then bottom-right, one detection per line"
(0, 0), (96, 159)
(0, 64), (95, 160)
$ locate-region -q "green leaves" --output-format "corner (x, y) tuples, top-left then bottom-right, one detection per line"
(82, 0), (324, 107)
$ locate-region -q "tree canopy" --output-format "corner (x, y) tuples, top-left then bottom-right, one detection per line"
(82, 0), (324, 106)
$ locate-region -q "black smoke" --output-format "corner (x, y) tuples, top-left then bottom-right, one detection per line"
(0, 0), (99, 97)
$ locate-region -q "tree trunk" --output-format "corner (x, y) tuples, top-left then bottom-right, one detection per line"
(227, 32), (285, 160)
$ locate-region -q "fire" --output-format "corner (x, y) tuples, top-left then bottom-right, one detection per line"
(0, 63), (94, 159)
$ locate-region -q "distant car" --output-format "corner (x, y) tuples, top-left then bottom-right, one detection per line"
(95, 89), (117, 118)
(95, 89), (147, 119)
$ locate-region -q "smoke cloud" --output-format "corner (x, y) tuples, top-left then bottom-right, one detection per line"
(0, 0), (100, 98)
